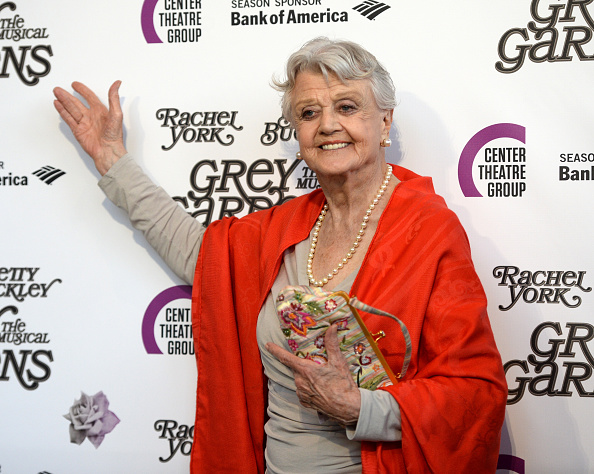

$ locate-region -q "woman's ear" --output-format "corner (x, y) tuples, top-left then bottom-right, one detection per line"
(381, 109), (394, 142)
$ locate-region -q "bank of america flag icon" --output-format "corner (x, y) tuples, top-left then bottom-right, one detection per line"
(353, 1), (391, 20)
(33, 166), (66, 184)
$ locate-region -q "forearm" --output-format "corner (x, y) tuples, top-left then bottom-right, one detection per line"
(346, 388), (402, 442)
(98, 154), (203, 284)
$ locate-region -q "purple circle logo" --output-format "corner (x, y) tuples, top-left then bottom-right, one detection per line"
(142, 285), (192, 354)
(458, 123), (526, 197)
(141, 0), (162, 44)
(497, 454), (525, 474)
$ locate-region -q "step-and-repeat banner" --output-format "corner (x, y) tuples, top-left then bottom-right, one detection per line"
(1, 1), (593, 472)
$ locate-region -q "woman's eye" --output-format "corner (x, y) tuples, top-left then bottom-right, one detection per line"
(339, 104), (356, 113)
(301, 110), (315, 120)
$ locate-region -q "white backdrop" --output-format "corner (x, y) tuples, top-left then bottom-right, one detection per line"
(1, 0), (593, 472)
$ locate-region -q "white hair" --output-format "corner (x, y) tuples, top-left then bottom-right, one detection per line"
(272, 37), (396, 124)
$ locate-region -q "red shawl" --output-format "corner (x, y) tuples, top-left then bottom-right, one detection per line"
(190, 166), (507, 473)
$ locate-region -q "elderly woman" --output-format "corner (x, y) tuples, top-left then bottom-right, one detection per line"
(53, 38), (506, 473)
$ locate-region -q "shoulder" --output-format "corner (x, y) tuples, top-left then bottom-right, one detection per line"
(390, 165), (454, 220)
(383, 165), (470, 249)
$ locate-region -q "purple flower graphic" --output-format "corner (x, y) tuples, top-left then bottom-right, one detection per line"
(281, 308), (316, 337)
(64, 391), (120, 448)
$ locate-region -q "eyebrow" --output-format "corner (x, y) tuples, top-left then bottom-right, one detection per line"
(294, 90), (365, 111)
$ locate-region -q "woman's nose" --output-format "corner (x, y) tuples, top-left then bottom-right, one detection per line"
(319, 109), (342, 135)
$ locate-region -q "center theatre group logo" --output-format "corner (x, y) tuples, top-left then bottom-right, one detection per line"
(494, 266), (591, 311)
(142, 286), (194, 356)
(458, 123), (527, 198)
(496, 0), (594, 73)
(141, 0), (203, 44)
(0, 267), (61, 390)
(0, 1), (52, 85)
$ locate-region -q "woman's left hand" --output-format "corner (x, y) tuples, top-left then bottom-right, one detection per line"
(265, 324), (361, 425)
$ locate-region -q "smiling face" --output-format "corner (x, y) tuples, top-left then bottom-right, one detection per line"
(291, 70), (393, 181)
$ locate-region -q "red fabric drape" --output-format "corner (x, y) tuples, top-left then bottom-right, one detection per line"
(190, 166), (507, 473)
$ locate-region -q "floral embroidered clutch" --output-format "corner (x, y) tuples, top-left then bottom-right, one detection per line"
(276, 285), (411, 391)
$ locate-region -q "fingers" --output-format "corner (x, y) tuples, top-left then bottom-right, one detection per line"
(54, 81), (123, 138)
(265, 342), (304, 371)
(295, 384), (314, 408)
(108, 80), (123, 118)
(72, 81), (103, 107)
(323, 325), (357, 389)
(53, 86), (85, 126)
(53, 98), (79, 131)
(324, 324), (346, 367)
(324, 324), (340, 352)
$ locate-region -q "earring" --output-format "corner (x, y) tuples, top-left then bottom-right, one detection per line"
(296, 152), (302, 159)
(381, 138), (392, 148)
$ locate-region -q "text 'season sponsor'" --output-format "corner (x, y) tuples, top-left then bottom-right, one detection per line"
(497, 0), (594, 73)
(459, 123), (527, 198)
(230, 0), (351, 26)
(0, 1), (53, 85)
(0, 267), (61, 390)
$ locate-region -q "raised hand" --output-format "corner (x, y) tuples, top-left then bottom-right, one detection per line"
(266, 324), (361, 425)
(53, 81), (127, 176)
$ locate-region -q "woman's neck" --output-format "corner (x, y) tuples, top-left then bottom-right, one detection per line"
(318, 161), (391, 229)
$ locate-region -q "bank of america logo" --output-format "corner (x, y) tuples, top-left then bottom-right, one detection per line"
(353, 1), (391, 20)
(33, 166), (66, 184)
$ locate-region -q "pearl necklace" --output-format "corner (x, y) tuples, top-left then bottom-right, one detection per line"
(307, 165), (393, 287)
